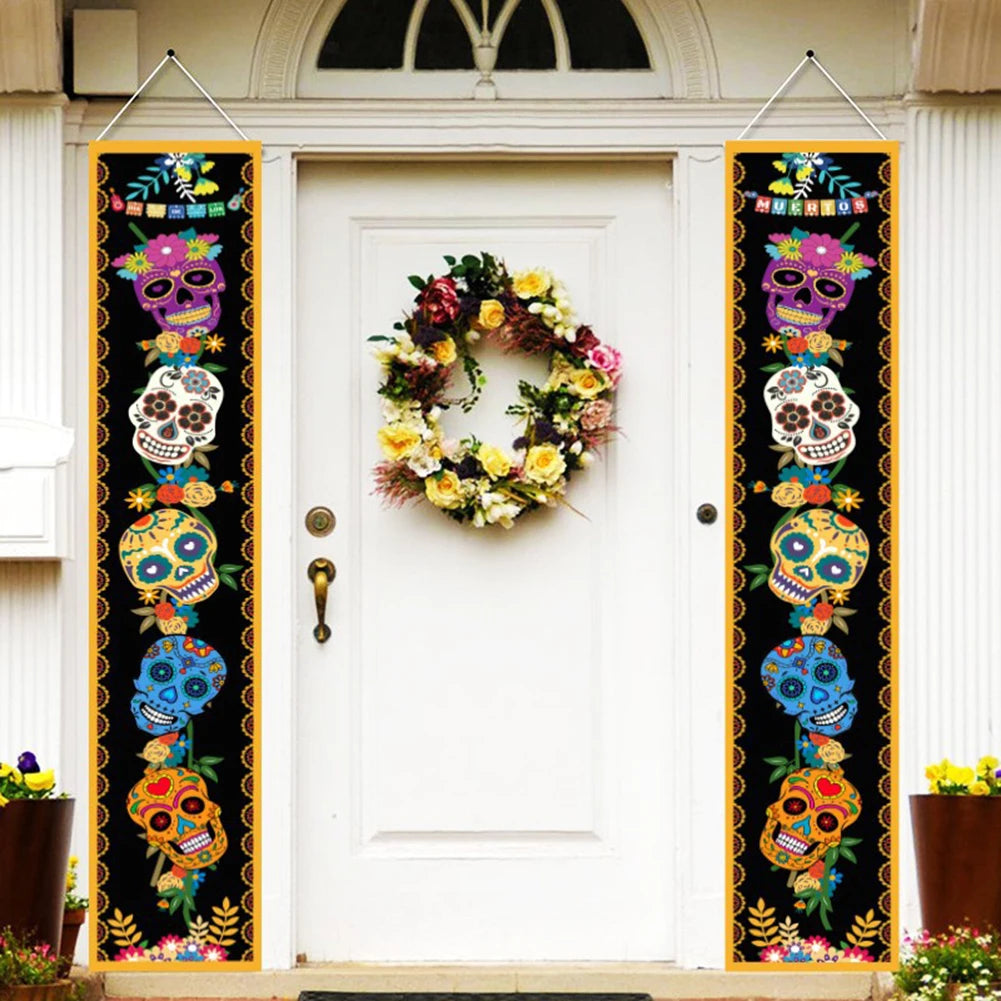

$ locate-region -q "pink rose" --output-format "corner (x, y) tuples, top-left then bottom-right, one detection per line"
(587, 344), (622, 382)
(420, 277), (461, 325)
(580, 399), (613, 431)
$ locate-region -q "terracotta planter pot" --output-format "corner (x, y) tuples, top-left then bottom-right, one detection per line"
(0, 979), (74, 1001)
(0, 800), (75, 952)
(911, 794), (1001, 934)
(57, 909), (85, 975)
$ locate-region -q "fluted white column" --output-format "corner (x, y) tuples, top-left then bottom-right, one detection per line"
(0, 97), (66, 774)
(0, 98), (64, 422)
(900, 100), (1001, 930)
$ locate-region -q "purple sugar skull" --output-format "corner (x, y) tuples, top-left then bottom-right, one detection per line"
(761, 230), (874, 336)
(113, 230), (225, 335)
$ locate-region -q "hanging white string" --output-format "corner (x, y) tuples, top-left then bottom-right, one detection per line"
(95, 49), (250, 142)
(737, 50), (888, 141)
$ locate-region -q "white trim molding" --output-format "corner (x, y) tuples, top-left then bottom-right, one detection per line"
(249, 0), (719, 100)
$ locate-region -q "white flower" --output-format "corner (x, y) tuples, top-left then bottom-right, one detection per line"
(564, 327), (578, 343)
(465, 329), (481, 343)
(569, 440), (583, 455)
(428, 406), (442, 421)
(406, 448), (441, 477)
(579, 451), (594, 467)
(472, 509), (486, 528)
(527, 302), (544, 315)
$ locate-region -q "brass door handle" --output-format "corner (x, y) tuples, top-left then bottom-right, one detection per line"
(307, 558), (336, 643)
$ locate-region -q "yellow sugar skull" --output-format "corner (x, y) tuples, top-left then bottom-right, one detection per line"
(119, 508), (219, 604)
(759, 766), (860, 871)
(768, 508), (869, 604)
(127, 766), (228, 870)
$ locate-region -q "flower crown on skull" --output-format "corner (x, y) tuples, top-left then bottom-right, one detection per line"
(113, 229), (223, 281)
(765, 227), (875, 280)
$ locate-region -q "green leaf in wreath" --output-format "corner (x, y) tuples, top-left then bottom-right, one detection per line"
(407, 275), (426, 291)
(368, 335), (393, 342)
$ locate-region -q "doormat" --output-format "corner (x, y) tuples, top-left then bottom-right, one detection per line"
(89, 142), (260, 969)
(300, 995), (653, 1001)
(725, 143), (897, 967)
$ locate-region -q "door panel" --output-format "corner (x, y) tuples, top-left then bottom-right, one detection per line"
(296, 161), (675, 961)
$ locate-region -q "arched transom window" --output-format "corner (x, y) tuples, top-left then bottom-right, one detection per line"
(298, 0), (669, 99)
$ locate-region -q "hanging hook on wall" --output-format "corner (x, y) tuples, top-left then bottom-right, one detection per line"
(737, 49), (889, 141)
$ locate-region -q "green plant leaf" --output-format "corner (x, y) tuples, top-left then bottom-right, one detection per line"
(839, 845), (857, 864)
(407, 275), (426, 291)
(201, 362), (227, 373)
(761, 362), (786, 373)
(750, 573), (769, 591)
(217, 563), (243, 574)
(220, 573), (238, 591)
(743, 564), (770, 574)
(200, 764), (218, 783)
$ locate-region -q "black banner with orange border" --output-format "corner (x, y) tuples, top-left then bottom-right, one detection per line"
(90, 142), (260, 970)
(726, 142), (897, 968)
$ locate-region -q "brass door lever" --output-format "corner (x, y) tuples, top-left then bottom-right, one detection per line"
(307, 558), (336, 643)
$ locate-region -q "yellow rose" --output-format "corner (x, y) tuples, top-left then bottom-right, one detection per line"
(425, 469), (464, 509)
(378, 424), (422, 461)
(524, 444), (566, 486)
(817, 740), (846, 765)
(793, 873), (821, 893)
(142, 739), (171, 764)
(155, 332), (181, 354)
(24, 769), (55, 792)
(807, 331), (833, 355)
(157, 872), (184, 892)
(477, 299), (505, 330)
(512, 268), (552, 299)
(432, 337), (457, 366)
(800, 615), (831, 636)
(158, 616), (188, 636)
(771, 482), (805, 507)
(969, 780), (990, 796)
(182, 481), (216, 507)
(568, 368), (607, 399)
(478, 444), (512, 479)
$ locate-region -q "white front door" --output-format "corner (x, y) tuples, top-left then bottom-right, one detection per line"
(295, 160), (677, 962)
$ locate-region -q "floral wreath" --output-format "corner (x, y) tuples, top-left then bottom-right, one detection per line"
(371, 253), (621, 529)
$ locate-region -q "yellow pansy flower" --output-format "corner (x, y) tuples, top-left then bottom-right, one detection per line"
(377, 424), (422, 461)
(946, 765), (975, 786)
(0, 763), (23, 783)
(24, 769), (55, 792)
(977, 755), (999, 777)
(969, 780), (990, 796)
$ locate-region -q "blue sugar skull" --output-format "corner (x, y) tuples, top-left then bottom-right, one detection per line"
(131, 635), (227, 735)
(760, 635), (858, 736)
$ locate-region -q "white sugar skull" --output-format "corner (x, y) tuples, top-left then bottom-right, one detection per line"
(119, 508), (219, 605)
(130, 635), (227, 735)
(764, 365), (859, 465)
(129, 365), (223, 465)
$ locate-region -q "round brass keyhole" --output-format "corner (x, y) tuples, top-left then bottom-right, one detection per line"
(305, 506), (336, 537)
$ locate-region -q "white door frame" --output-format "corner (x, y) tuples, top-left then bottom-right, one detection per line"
(63, 99), (905, 971)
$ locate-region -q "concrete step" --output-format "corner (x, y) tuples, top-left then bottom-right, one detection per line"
(101, 964), (893, 1001)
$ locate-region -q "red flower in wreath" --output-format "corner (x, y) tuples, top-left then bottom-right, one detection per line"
(420, 277), (460, 325)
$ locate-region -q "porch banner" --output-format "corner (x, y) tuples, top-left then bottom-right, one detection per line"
(90, 142), (260, 969)
(725, 143), (897, 968)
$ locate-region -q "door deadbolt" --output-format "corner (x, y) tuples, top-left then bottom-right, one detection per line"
(696, 503), (718, 525)
(305, 506), (336, 537)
